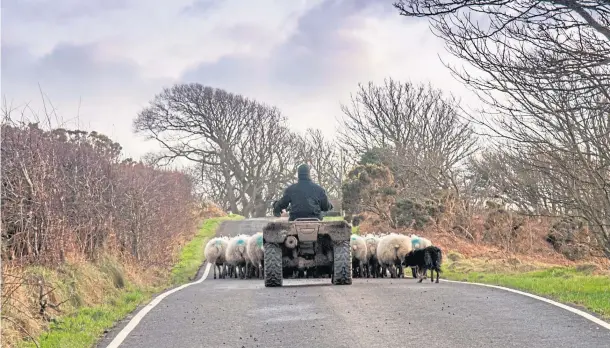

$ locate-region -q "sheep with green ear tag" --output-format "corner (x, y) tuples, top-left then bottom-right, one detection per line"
(350, 234), (368, 278)
(247, 232), (265, 279)
(204, 237), (229, 279)
(364, 234), (381, 278)
(225, 234), (249, 279)
(377, 233), (412, 278)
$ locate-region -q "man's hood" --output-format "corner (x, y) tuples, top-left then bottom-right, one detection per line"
(297, 164), (311, 181)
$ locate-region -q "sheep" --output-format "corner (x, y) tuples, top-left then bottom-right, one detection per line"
(204, 237), (229, 279)
(221, 236), (232, 278)
(376, 233), (412, 278)
(410, 234), (432, 249)
(241, 235), (254, 279)
(404, 246), (443, 283)
(364, 234), (381, 278)
(242, 235), (257, 279)
(350, 234), (368, 278)
(225, 234), (250, 279)
(375, 232), (393, 278)
(246, 232), (265, 279)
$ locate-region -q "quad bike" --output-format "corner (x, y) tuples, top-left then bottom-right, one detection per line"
(262, 216), (353, 287)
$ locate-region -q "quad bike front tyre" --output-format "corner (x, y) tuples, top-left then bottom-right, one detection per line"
(332, 240), (352, 285)
(264, 242), (283, 287)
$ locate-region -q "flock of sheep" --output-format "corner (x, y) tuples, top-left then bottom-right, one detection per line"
(204, 232), (265, 280)
(351, 233), (443, 283)
(204, 231), (443, 283)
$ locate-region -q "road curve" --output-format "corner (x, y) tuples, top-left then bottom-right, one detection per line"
(99, 218), (610, 348)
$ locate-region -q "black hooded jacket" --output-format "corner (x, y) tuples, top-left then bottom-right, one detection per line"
(273, 164), (333, 221)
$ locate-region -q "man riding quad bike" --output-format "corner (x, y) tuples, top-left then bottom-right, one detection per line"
(264, 164), (351, 287)
(272, 164), (333, 220)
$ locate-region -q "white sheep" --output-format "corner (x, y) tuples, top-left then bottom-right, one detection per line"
(350, 234), (368, 277)
(376, 233), (412, 278)
(364, 234), (381, 278)
(246, 232), (265, 279)
(242, 235), (255, 278)
(225, 234), (250, 279)
(410, 234), (433, 249)
(204, 237), (229, 279)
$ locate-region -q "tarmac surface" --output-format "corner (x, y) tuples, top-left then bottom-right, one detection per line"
(99, 218), (610, 348)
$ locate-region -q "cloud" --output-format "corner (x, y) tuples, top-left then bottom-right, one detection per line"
(2, 42), (171, 157)
(182, 0), (478, 135)
(2, 0), (479, 159)
(4, 43), (142, 98)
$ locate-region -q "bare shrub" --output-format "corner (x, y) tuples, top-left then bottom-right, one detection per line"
(1, 116), (197, 344)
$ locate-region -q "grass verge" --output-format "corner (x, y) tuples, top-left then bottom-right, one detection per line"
(442, 253), (610, 320)
(21, 288), (151, 348)
(171, 214), (244, 285)
(13, 215), (243, 348)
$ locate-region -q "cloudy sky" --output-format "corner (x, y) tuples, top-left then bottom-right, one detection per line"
(2, 0), (478, 159)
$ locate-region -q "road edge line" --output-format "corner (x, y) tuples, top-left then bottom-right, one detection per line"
(442, 278), (610, 330)
(105, 262), (212, 348)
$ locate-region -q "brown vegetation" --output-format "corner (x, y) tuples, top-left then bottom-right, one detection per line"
(354, 195), (610, 270)
(1, 120), (207, 345)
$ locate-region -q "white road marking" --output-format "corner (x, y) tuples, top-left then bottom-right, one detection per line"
(442, 279), (610, 330)
(105, 262), (212, 348)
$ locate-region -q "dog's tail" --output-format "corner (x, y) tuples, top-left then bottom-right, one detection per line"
(433, 246), (442, 271)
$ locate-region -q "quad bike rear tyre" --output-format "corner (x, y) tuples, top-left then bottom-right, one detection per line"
(264, 242), (283, 287)
(332, 240), (352, 285)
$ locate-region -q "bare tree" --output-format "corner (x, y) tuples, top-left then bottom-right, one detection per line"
(186, 127), (349, 216)
(301, 128), (350, 203)
(338, 78), (477, 199)
(467, 147), (571, 215)
(136, 83), (351, 217)
(134, 83), (305, 217)
(394, 0), (610, 255)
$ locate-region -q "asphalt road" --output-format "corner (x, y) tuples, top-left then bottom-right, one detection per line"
(99, 218), (610, 348)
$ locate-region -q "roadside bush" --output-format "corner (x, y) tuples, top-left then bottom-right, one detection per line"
(1, 122), (199, 345)
(392, 197), (444, 230)
(1, 122), (196, 266)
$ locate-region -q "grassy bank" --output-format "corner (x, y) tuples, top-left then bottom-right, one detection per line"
(442, 253), (610, 320)
(11, 257), (162, 348)
(10, 215), (242, 348)
(21, 288), (151, 348)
